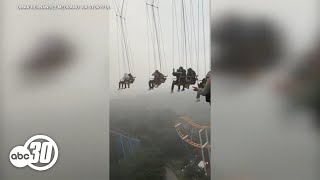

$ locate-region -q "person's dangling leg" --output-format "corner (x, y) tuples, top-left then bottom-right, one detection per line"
(171, 81), (175, 93)
(119, 82), (121, 89)
(149, 80), (152, 89)
(152, 81), (155, 88)
(196, 90), (201, 102)
(154, 80), (158, 88)
(181, 81), (185, 91)
(186, 83), (190, 89)
(150, 80), (155, 89)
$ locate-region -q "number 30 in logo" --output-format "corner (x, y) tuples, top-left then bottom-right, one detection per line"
(10, 135), (59, 171)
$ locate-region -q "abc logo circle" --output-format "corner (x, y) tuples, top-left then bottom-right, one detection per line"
(10, 146), (31, 168)
(9, 135), (59, 171)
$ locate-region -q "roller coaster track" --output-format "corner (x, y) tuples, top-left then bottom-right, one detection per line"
(174, 116), (211, 175)
(178, 116), (209, 129)
(175, 116), (210, 148)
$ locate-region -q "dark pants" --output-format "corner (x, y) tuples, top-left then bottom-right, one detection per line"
(171, 81), (184, 91)
(149, 80), (155, 89)
(119, 81), (130, 89)
(119, 82), (125, 89)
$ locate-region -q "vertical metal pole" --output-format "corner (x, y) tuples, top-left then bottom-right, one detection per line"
(120, 135), (126, 160)
(205, 129), (211, 162)
(199, 129), (207, 175)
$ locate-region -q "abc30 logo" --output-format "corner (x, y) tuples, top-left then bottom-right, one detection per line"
(10, 135), (59, 171)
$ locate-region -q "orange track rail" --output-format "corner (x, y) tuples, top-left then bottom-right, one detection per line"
(175, 116), (210, 149)
(178, 116), (210, 129)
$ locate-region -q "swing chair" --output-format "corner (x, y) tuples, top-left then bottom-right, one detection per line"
(113, 0), (136, 90)
(149, 73), (167, 90)
(118, 73), (136, 89)
(146, 0), (168, 90)
(170, 0), (209, 93)
(172, 69), (198, 90)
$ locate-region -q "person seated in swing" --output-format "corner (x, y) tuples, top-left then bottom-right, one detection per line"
(198, 77), (207, 89)
(157, 71), (166, 84)
(149, 70), (159, 90)
(180, 68), (187, 90)
(149, 70), (164, 89)
(193, 71), (211, 104)
(119, 73), (130, 89)
(186, 68), (197, 88)
(128, 73), (135, 84)
(171, 67), (186, 93)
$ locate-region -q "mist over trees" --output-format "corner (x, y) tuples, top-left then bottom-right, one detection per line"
(110, 98), (200, 180)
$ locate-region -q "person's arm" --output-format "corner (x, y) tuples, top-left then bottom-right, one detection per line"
(172, 68), (175, 74)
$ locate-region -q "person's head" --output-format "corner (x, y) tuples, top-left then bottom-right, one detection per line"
(155, 70), (159, 73)
(179, 66), (183, 71)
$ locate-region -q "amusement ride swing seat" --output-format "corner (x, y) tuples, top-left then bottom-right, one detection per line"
(114, 0), (136, 90)
(155, 75), (168, 87)
(149, 73), (167, 89)
(119, 74), (136, 89)
(170, 0), (210, 96)
(129, 76), (136, 84)
(183, 74), (198, 89)
(159, 75), (167, 83)
(173, 71), (198, 90)
(146, 1), (168, 90)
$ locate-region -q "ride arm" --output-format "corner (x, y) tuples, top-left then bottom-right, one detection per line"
(173, 71), (183, 76)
